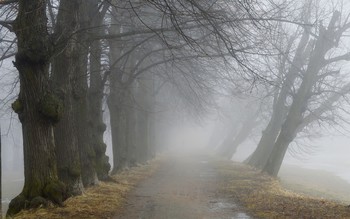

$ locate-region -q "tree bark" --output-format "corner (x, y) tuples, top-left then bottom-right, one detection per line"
(107, 5), (132, 173)
(0, 126), (2, 216)
(52, 0), (84, 197)
(89, 32), (111, 181)
(108, 88), (129, 173)
(262, 12), (340, 176)
(74, 1), (99, 187)
(246, 29), (311, 169)
(135, 78), (151, 164)
(246, 110), (285, 168)
(8, 0), (65, 215)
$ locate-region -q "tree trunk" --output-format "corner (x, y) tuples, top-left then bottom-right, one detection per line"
(0, 126), (2, 216)
(135, 78), (151, 164)
(108, 88), (128, 173)
(126, 91), (137, 167)
(246, 111), (284, 168)
(246, 29), (311, 169)
(262, 120), (298, 176)
(216, 131), (234, 159)
(52, 0), (84, 197)
(89, 36), (111, 181)
(8, 1), (65, 215)
(219, 112), (258, 159)
(107, 5), (129, 174)
(74, 1), (98, 187)
(262, 12), (340, 177)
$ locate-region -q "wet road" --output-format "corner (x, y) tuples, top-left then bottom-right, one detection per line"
(113, 152), (251, 219)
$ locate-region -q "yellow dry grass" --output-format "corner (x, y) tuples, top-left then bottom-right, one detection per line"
(212, 159), (350, 219)
(12, 157), (162, 219)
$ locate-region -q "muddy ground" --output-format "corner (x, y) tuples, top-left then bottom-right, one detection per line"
(113, 152), (251, 219)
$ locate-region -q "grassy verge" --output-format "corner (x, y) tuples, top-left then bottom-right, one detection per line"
(12, 158), (162, 219)
(212, 159), (350, 219)
(279, 165), (350, 203)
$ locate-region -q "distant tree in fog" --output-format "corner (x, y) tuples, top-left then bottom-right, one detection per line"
(246, 2), (350, 176)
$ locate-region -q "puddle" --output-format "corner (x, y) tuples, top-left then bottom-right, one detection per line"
(209, 199), (252, 219)
(210, 201), (237, 210)
(234, 212), (251, 218)
(199, 168), (216, 178)
(199, 171), (216, 178)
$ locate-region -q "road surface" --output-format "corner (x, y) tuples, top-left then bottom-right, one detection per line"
(114, 152), (251, 219)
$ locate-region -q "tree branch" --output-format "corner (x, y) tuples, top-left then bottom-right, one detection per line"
(324, 52), (350, 65)
(0, 20), (14, 32)
(0, 0), (18, 5)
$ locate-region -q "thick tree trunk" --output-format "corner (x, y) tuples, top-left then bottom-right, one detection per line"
(126, 92), (137, 167)
(52, 0), (84, 197)
(246, 112), (284, 168)
(107, 5), (129, 174)
(89, 38), (111, 181)
(74, 1), (99, 187)
(108, 89), (128, 173)
(0, 126), (2, 215)
(8, 1), (65, 215)
(147, 108), (156, 160)
(135, 79), (151, 164)
(262, 12), (340, 177)
(262, 119), (298, 176)
(246, 30), (311, 169)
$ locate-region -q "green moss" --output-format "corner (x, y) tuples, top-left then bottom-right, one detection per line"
(12, 98), (24, 114)
(103, 156), (111, 171)
(23, 176), (42, 199)
(43, 181), (66, 206)
(87, 146), (96, 158)
(7, 194), (27, 216)
(94, 139), (107, 155)
(38, 93), (63, 123)
(30, 196), (48, 208)
(69, 165), (81, 178)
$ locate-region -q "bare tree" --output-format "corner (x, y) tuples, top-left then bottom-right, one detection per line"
(261, 9), (350, 176)
(8, 0), (65, 215)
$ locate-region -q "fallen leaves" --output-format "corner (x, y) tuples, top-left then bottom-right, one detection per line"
(212, 159), (350, 219)
(12, 157), (162, 219)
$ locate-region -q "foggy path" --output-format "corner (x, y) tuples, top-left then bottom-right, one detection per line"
(113, 151), (251, 219)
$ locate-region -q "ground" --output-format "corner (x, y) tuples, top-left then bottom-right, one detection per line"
(113, 152), (250, 219)
(7, 150), (350, 218)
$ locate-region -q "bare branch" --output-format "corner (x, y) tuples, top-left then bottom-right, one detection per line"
(0, 20), (13, 32)
(0, 0), (17, 5)
(324, 52), (350, 65)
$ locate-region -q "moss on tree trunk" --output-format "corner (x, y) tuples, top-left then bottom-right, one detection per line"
(8, 0), (66, 216)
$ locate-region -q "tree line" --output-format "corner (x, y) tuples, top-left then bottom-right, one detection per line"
(216, 1), (350, 177)
(1, 0), (350, 217)
(0, 0), (284, 216)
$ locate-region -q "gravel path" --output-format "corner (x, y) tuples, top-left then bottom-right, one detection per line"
(113, 152), (251, 219)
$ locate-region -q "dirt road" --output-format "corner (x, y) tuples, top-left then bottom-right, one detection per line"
(114, 152), (251, 219)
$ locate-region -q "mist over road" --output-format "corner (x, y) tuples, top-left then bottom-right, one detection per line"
(114, 151), (250, 219)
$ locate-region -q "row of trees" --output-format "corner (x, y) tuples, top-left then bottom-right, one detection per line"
(5, 0), (350, 216)
(0, 0), (286, 216)
(216, 1), (350, 177)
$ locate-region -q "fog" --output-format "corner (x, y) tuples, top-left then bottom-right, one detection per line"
(2, 89), (350, 210)
(2, 0), (350, 217)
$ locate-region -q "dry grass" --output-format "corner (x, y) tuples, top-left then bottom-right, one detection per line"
(12, 157), (162, 219)
(212, 159), (350, 219)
